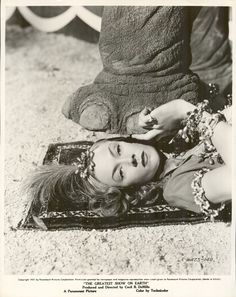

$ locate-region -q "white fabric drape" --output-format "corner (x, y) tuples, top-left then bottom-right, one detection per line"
(6, 6), (102, 32)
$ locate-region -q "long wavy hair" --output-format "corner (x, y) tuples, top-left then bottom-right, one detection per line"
(24, 136), (166, 217)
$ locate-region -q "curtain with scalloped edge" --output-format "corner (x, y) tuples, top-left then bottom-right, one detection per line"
(6, 7), (102, 32)
(6, 6), (103, 42)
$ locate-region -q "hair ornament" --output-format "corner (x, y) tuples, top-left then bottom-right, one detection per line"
(73, 150), (95, 179)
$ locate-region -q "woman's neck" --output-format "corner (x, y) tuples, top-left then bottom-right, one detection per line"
(152, 149), (167, 181)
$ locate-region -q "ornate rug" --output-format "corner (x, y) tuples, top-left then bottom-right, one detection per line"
(18, 141), (231, 230)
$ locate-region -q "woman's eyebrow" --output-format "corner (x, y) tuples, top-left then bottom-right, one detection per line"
(112, 165), (120, 181)
(108, 144), (116, 157)
(108, 145), (120, 181)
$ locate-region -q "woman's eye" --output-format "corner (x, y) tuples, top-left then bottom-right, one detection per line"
(119, 167), (124, 179)
(117, 144), (121, 155)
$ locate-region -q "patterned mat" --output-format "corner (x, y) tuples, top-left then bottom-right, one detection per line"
(18, 141), (231, 230)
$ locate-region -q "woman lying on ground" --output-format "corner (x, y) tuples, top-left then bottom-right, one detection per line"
(26, 99), (232, 221)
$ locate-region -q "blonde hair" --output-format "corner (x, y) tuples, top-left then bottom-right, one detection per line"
(24, 137), (163, 217)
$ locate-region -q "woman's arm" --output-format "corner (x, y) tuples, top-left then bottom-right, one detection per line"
(200, 116), (231, 204)
(137, 99), (232, 167)
(180, 102), (232, 204)
(177, 100), (232, 170)
(202, 166), (231, 204)
(135, 99), (232, 204)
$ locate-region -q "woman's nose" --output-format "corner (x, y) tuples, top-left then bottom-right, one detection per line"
(118, 154), (137, 167)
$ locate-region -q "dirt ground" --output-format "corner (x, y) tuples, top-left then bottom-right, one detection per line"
(4, 25), (231, 275)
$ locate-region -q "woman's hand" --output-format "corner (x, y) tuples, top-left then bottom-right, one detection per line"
(137, 99), (195, 140)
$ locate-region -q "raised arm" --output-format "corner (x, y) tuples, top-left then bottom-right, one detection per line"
(134, 99), (232, 204)
(136, 99), (231, 166)
(177, 100), (232, 169)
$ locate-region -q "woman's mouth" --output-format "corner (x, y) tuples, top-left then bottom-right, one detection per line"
(141, 151), (148, 167)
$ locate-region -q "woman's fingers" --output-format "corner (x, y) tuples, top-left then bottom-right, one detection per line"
(132, 129), (163, 141)
(142, 107), (150, 116)
(152, 124), (162, 129)
(139, 107), (158, 129)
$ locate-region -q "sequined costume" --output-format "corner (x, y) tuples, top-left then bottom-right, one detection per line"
(162, 144), (227, 217)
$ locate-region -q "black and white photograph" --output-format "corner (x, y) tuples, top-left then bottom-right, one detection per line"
(1, 1), (235, 297)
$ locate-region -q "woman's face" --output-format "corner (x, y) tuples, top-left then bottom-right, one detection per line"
(92, 140), (160, 187)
